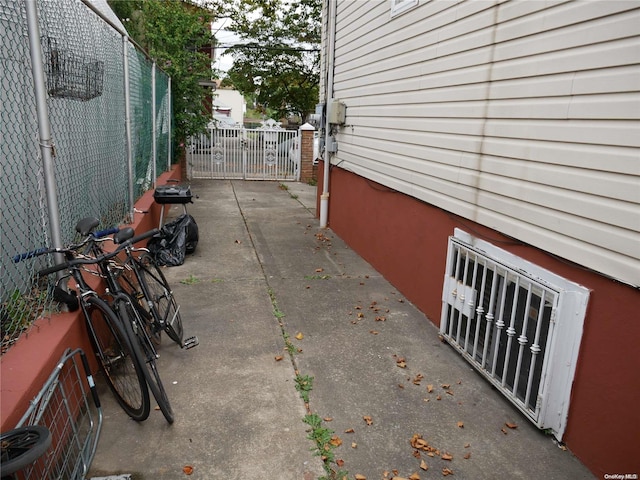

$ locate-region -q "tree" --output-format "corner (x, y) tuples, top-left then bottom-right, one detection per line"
(108, 0), (219, 144)
(222, 0), (321, 122)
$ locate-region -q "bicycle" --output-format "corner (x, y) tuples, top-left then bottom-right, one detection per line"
(77, 220), (175, 424)
(14, 230), (153, 422)
(0, 426), (51, 479)
(77, 217), (198, 350)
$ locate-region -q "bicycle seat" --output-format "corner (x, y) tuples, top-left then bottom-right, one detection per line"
(114, 227), (134, 244)
(76, 217), (100, 236)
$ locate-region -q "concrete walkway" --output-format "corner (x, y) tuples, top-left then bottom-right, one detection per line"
(87, 179), (594, 480)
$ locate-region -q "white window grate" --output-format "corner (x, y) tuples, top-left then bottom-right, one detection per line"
(440, 229), (590, 440)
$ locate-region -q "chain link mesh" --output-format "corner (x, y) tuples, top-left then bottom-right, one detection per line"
(1, 0), (172, 353)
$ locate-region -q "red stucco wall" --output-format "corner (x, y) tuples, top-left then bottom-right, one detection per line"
(316, 161), (640, 478)
(0, 166), (182, 431)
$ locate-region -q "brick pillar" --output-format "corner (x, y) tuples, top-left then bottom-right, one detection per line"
(299, 123), (316, 184)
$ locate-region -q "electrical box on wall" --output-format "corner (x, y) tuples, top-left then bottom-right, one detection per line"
(327, 99), (346, 125)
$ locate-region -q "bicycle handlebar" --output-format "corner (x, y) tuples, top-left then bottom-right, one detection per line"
(93, 227), (119, 238)
(34, 228), (159, 278)
(12, 247), (50, 263)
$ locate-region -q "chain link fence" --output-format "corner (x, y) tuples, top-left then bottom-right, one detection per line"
(1, 0), (172, 353)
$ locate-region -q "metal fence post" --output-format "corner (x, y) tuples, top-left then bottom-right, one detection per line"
(152, 62), (157, 185)
(24, 0), (64, 264)
(123, 35), (134, 222)
(168, 77), (172, 171)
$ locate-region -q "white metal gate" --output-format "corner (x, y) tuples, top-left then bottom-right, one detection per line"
(186, 119), (300, 181)
(440, 229), (589, 440)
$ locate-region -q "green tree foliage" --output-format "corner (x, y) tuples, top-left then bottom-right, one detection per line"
(108, 0), (218, 144)
(222, 0), (321, 122)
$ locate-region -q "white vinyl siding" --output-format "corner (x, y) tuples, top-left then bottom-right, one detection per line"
(328, 0), (640, 287)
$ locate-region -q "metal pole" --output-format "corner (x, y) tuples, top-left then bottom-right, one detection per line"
(152, 62), (157, 183)
(167, 77), (172, 171)
(123, 35), (135, 222)
(25, 0), (64, 263)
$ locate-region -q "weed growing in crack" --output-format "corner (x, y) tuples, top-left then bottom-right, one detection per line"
(295, 374), (314, 404)
(303, 413), (349, 480)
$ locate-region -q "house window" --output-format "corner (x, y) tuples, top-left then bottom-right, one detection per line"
(391, 0), (419, 18)
(440, 229), (590, 440)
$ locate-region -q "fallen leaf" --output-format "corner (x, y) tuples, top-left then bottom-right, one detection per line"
(420, 459), (429, 471)
(363, 415), (373, 425)
(336, 459), (345, 467)
(505, 422), (518, 429)
(501, 427), (508, 435)
(344, 428), (354, 433)
(464, 443), (471, 448)
(427, 384), (434, 393)
(441, 384), (451, 389)
(441, 452), (453, 461)
(375, 316), (386, 321)
(357, 312), (365, 318)
(329, 435), (342, 447)
(457, 421), (464, 428)
(397, 361), (407, 368)
(182, 465), (194, 475)
(274, 355), (284, 361)
(370, 330), (379, 335)
(463, 452), (471, 459)
(315, 268), (324, 272)
(324, 417), (333, 422)
(355, 474), (366, 480)
(409, 473), (421, 480)
(442, 467), (454, 476)
(436, 395), (442, 401)
(446, 390), (454, 396)
(351, 442), (357, 448)
(295, 332), (304, 340)
(412, 374), (424, 385)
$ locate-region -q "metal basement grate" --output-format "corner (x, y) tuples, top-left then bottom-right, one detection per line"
(440, 230), (589, 439)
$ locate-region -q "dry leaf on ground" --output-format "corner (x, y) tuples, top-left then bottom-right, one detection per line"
(363, 415), (373, 425)
(182, 465), (194, 475)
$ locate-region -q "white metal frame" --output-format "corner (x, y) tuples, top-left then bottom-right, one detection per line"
(440, 228), (590, 440)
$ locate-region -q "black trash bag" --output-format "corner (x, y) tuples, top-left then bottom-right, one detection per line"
(148, 214), (198, 266)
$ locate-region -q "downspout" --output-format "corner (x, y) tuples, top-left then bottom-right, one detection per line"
(319, 0), (337, 228)
(25, 0), (64, 268)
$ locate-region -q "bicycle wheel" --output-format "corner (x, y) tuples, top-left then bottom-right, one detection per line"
(113, 257), (162, 346)
(84, 296), (150, 421)
(138, 253), (183, 346)
(0, 426), (51, 475)
(115, 297), (174, 424)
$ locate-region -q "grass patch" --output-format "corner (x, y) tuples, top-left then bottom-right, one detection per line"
(180, 274), (200, 285)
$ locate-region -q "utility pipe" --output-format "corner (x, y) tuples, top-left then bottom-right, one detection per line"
(25, 0), (64, 266)
(320, 0), (337, 228)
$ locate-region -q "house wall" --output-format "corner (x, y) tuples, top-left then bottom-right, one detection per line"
(317, 161), (640, 478)
(328, 0), (640, 288)
(214, 89), (246, 124)
(319, 0), (640, 476)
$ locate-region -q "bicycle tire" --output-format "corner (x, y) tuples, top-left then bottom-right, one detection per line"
(84, 296), (150, 421)
(138, 253), (184, 346)
(114, 260), (163, 346)
(115, 297), (174, 424)
(0, 425), (51, 475)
